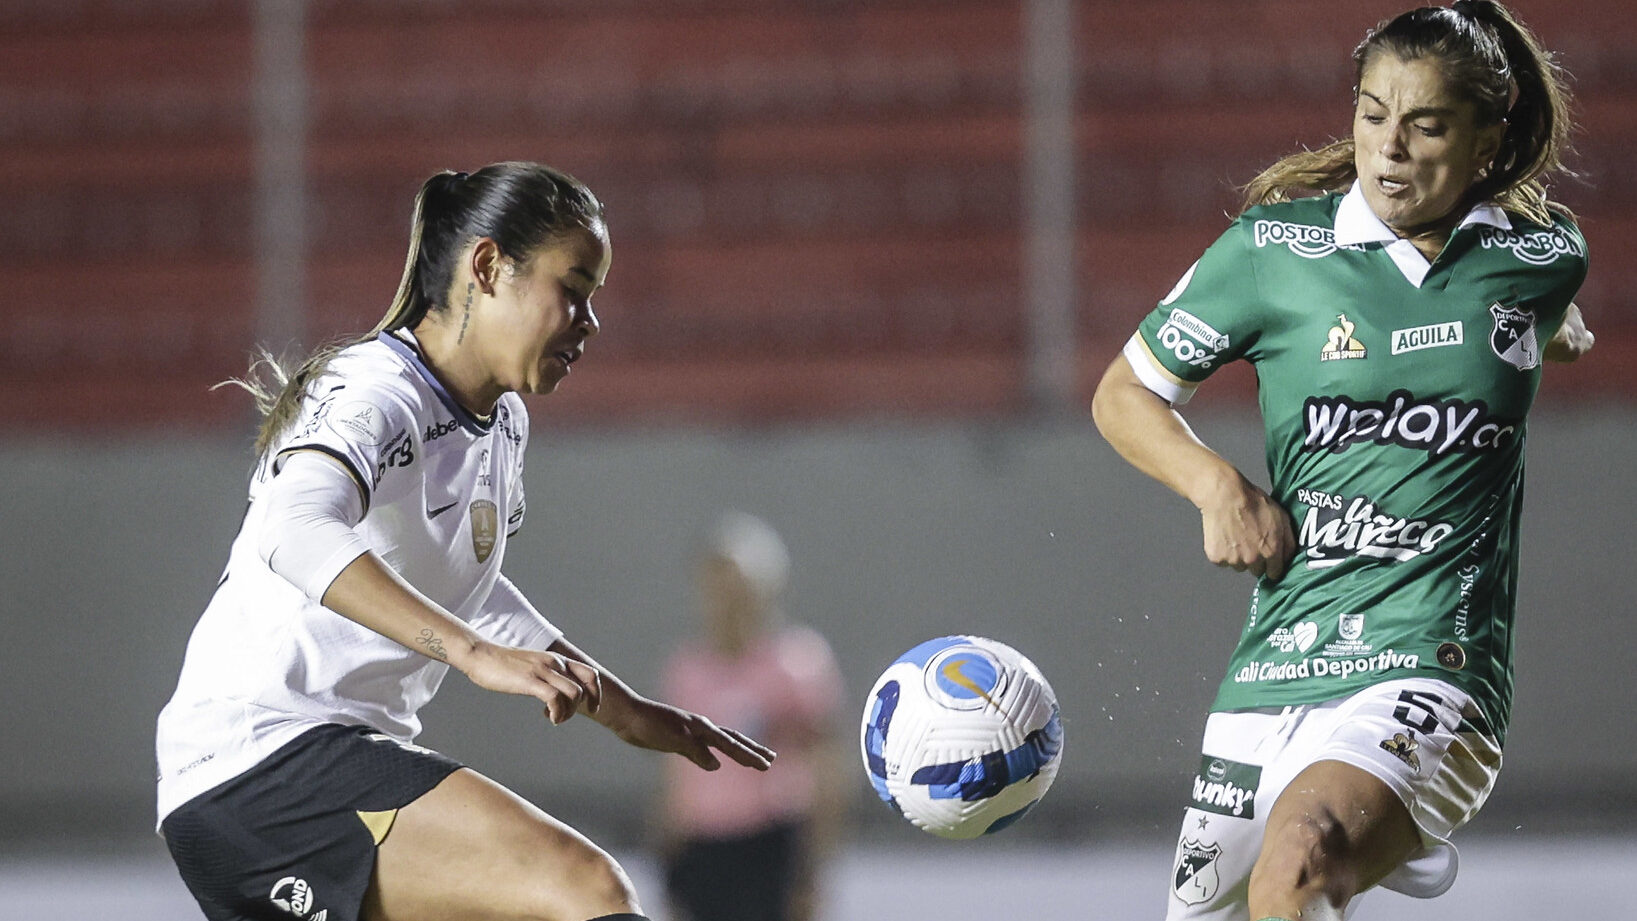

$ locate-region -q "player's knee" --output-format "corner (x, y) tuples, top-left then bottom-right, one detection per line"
(583, 856), (641, 911)
(1250, 810), (1351, 903)
(546, 846), (640, 919)
(501, 841), (639, 921)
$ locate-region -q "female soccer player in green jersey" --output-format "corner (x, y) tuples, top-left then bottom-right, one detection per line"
(1093, 4), (1590, 920)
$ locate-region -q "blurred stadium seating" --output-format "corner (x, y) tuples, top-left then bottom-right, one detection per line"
(1, 0), (1628, 433)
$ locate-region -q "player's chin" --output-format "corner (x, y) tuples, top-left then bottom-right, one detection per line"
(526, 363), (570, 396)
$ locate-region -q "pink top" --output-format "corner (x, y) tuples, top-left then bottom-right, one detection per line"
(661, 624), (844, 838)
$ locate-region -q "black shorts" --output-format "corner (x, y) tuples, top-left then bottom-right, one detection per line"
(161, 723), (463, 921)
(664, 821), (808, 921)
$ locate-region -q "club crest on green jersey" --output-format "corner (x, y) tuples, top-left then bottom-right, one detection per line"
(1488, 303), (1540, 371)
(1437, 642), (1468, 670)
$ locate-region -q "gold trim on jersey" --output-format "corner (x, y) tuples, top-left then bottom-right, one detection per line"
(356, 809), (398, 845)
(1131, 333), (1192, 387)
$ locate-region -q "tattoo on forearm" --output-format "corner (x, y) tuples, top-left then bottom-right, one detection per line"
(415, 628), (449, 660)
(457, 281), (474, 344)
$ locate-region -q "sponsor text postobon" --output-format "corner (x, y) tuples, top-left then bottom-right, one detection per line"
(1252, 220), (1366, 258)
(1476, 225), (1584, 266)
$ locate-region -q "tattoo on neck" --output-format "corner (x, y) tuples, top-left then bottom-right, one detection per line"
(415, 628), (450, 661)
(457, 282), (474, 344)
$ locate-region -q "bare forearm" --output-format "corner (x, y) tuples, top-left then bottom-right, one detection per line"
(317, 555), (602, 721)
(320, 551), (486, 670)
(1092, 353), (1297, 579)
(1091, 355), (1244, 509)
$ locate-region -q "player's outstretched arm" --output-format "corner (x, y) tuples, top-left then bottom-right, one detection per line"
(319, 553), (602, 724)
(1091, 353), (1296, 582)
(1544, 302), (1594, 363)
(548, 635), (776, 773)
(260, 451), (602, 723)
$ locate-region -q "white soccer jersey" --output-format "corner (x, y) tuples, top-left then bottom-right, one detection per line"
(155, 330), (561, 822)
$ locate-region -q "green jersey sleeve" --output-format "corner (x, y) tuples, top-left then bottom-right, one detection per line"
(1522, 216), (1589, 342)
(1125, 221), (1266, 404)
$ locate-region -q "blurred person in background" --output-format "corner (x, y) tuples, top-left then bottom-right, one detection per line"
(1092, 3), (1591, 920)
(155, 161), (773, 921)
(658, 512), (848, 921)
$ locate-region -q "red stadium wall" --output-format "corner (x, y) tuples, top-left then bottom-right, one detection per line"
(1, 0), (1629, 432)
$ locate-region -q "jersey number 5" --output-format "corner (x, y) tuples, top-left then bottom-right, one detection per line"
(1392, 689), (1445, 735)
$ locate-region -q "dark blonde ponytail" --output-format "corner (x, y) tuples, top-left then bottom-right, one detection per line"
(1454, 0), (1575, 223)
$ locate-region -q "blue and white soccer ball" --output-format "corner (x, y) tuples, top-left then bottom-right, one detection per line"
(861, 635), (1064, 839)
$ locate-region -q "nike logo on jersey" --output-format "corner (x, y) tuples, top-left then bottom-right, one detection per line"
(427, 500), (459, 519)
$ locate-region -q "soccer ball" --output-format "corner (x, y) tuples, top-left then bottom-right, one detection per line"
(860, 635), (1063, 839)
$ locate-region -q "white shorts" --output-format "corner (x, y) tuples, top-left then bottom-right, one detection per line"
(1165, 677), (1502, 920)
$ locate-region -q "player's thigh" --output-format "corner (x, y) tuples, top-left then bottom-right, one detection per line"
(363, 767), (640, 921)
(1252, 758), (1420, 898)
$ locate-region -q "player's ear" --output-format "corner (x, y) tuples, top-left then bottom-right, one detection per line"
(468, 238), (503, 296)
(1473, 120), (1505, 178)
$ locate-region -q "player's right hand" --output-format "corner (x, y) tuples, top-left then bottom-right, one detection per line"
(1198, 474), (1297, 582)
(457, 643), (604, 724)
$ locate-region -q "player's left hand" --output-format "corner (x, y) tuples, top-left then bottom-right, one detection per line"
(594, 687), (776, 772)
(1545, 302), (1594, 362)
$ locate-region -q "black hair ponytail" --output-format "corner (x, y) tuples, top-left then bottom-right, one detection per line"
(221, 162), (604, 458)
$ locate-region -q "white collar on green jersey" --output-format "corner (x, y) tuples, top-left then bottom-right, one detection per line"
(1334, 180), (1511, 288)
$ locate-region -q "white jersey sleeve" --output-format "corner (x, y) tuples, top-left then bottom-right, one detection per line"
(257, 451), (371, 600)
(274, 379), (420, 510)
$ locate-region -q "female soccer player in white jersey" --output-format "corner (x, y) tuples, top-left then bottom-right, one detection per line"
(1092, 4), (1591, 921)
(155, 161), (774, 921)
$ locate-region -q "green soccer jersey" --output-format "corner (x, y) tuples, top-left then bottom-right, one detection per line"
(1126, 183), (1587, 741)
